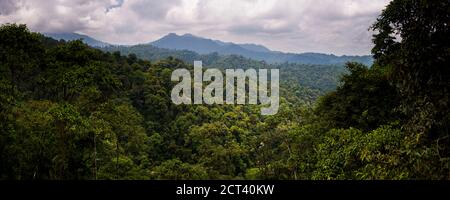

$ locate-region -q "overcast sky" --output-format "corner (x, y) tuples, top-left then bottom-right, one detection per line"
(0, 0), (391, 55)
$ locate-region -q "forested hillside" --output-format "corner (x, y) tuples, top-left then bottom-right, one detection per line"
(0, 0), (449, 180)
(102, 44), (347, 100)
(43, 32), (111, 47)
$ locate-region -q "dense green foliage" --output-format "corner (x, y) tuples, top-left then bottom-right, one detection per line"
(103, 44), (346, 105)
(103, 45), (347, 91)
(372, 0), (450, 138)
(316, 63), (400, 131)
(0, 0), (449, 180)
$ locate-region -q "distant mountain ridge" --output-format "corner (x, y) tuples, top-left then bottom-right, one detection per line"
(149, 33), (373, 65)
(45, 32), (373, 65)
(43, 32), (111, 47)
(150, 33), (272, 54)
(238, 43), (271, 53)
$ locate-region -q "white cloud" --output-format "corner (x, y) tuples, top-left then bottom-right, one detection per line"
(0, 0), (391, 55)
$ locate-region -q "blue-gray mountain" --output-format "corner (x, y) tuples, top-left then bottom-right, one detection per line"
(43, 32), (111, 47)
(150, 33), (373, 66)
(45, 32), (373, 65)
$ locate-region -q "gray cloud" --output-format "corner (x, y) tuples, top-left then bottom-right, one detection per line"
(107, 0), (124, 12)
(0, 0), (391, 55)
(229, 21), (295, 35)
(130, 0), (181, 19)
(0, 0), (20, 15)
(0, 0), (117, 32)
